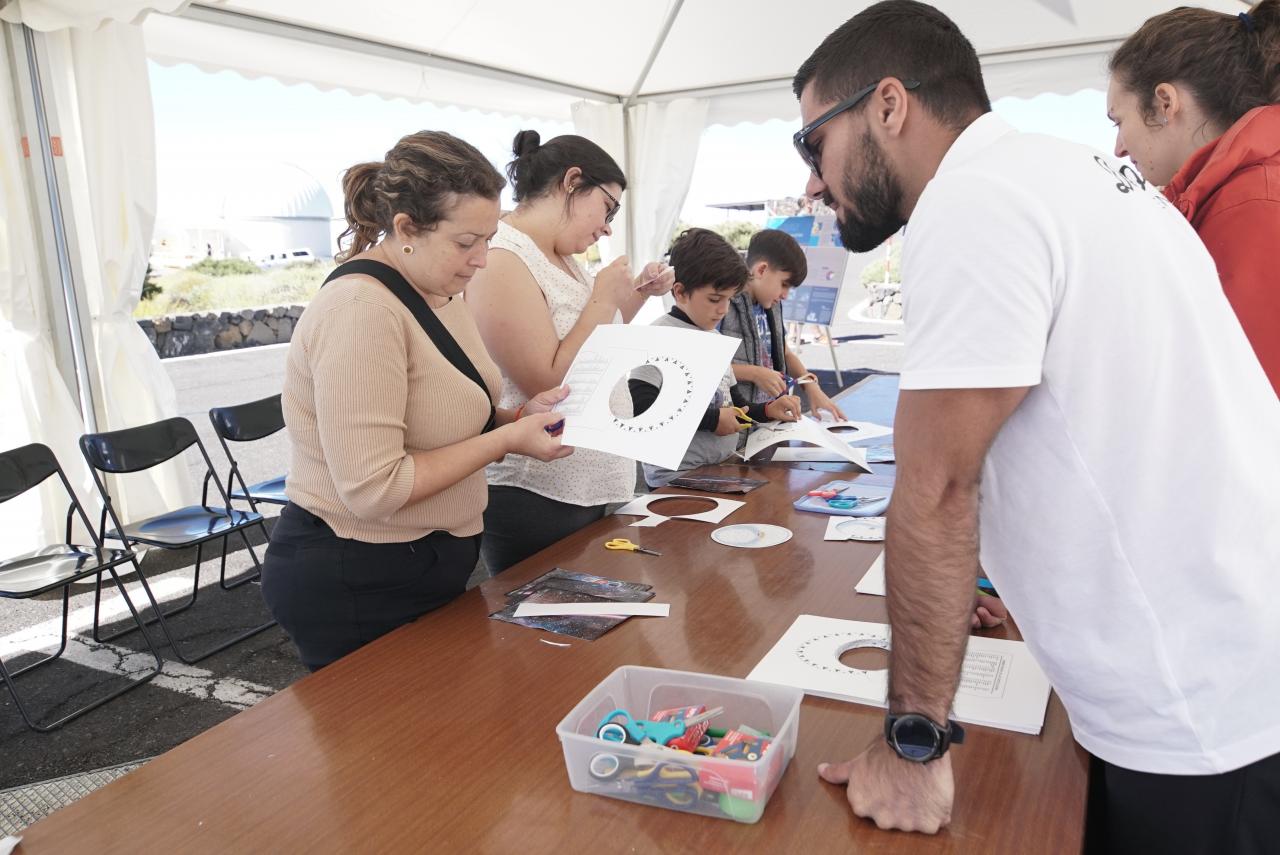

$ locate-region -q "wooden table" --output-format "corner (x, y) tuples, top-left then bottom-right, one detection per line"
(19, 380), (1087, 853)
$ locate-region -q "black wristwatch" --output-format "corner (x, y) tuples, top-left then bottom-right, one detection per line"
(884, 713), (965, 763)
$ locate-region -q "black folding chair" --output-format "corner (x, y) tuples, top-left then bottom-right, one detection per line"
(0, 443), (162, 732)
(208, 394), (288, 511)
(79, 417), (275, 664)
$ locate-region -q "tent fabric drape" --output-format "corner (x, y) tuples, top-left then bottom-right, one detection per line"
(570, 100), (626, 262)
(43, 19), (194, 522)
(627, 97), (707, 276)
(0, 31), (98, 555)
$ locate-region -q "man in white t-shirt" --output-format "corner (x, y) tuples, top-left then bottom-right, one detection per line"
(792, 2), (1280, 852)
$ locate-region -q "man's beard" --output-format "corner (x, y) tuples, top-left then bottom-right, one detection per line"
(831, 129), (905, 253)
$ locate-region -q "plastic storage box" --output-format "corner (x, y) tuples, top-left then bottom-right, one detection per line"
(556, 666), (802, 823)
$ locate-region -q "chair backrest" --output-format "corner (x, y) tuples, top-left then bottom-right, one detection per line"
(0, 442), (104, 550)
(0, 443), (60, 504)
(209, 394), (284, 443)
(80, 417), (200, 474)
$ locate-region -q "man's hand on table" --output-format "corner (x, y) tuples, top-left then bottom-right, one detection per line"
(818, 737), (955, 834)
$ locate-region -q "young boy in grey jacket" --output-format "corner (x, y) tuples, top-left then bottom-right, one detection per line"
(720, 229), (846, 420)
(630, 229), (802, 487)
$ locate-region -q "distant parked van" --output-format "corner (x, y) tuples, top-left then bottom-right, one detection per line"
(258, 248), (317, 267)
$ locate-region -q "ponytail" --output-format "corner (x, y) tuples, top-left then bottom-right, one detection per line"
(336, 161), (383, 262)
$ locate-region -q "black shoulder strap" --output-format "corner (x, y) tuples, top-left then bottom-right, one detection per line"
(324, 259), (496, 433)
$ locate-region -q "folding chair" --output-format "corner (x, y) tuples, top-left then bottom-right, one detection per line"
(80, 417), (275, 664)
(208, 394), (288, 511)
(0, 443), (162, 732)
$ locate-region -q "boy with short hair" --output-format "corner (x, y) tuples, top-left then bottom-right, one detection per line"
(721, 229), (846, 420)
(630, 228), (802, 487)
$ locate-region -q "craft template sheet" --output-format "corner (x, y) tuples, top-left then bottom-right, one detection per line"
(741, 416), (873, 470)
(614, 494), (745, 528)
(556, 324), (740, 470)
(748, 615), (1052, 734)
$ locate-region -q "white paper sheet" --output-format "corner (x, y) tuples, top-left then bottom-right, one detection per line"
(854, 551), (886, 595)
(513, 602), (671, 617)
(556, 324), (740, 470)
(747, 615), (1052, 735)
(741, 416), (872, 471)
(613, 494), (745, 528)
(772, 446), (870, 465)
(821, 420), (894, 443)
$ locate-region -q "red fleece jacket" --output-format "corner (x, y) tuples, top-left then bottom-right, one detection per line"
(1164, 105), (1280, 396)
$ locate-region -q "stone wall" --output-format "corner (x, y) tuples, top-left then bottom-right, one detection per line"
(138, 304), (305, 359)
(863, 284), (903, 321)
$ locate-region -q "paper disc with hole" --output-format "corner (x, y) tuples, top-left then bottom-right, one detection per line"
(836, 516), (886, 541)
(711, 523), (793, 548)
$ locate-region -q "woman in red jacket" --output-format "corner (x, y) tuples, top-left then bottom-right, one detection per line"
(1108, 0), (1280, 395)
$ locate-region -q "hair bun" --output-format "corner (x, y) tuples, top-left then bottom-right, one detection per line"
(512, 129), (541, 158)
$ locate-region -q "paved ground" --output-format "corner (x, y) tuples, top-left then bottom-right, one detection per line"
(1, 290), (903, 801)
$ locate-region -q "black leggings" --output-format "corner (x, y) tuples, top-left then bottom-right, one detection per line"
(261, 503), (479, 671)
(480, 485), (608, 575)
(1085, 750), (1280, 855)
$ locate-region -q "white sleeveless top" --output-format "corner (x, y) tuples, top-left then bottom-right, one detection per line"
(484, 220), (636, 506)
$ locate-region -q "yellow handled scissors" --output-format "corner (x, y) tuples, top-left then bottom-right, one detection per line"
(604, 538), (662, 557)
(731, 406), (756, 432)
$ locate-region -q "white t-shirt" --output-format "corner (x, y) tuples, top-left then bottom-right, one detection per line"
(900, 113), (1280, 775)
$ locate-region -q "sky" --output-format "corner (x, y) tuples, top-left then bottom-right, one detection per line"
(149, 60), (1120, 236)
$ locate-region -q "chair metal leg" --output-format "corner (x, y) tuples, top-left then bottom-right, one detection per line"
(93, 556), (276, 666)
(219, 525), (264, 591)
(8, 586), (71, 679)
(92, 537), (208, 645)
(1, 568), (163, 732)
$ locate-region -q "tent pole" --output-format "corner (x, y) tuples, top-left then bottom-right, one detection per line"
(18, 25), (100, 433)
(622, 0), (686, 261)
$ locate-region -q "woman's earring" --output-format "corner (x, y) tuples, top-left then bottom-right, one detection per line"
(402, 245), (414, 255)
(1161, 115), (1169, 125)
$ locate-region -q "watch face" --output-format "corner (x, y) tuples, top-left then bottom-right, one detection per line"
(891, 715), (942, 762)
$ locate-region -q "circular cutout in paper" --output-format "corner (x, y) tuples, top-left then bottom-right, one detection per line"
(609, 355), (695, 434)
(711, 523), (793, 549)
(835, 516), (886, 541)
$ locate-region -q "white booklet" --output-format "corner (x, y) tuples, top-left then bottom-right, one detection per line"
(747, 615), (1052, 735)
(555, 324), (739, 470)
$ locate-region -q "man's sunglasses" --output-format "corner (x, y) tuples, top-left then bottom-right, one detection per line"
(793, 79), (921, 179)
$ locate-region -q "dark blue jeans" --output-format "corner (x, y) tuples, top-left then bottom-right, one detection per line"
(261, 503), (479, 671)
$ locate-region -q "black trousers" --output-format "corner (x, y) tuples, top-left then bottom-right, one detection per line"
(480, 485), (608, 575)
(1085, 750), (1280, 855)
(261, 503), (479, 671)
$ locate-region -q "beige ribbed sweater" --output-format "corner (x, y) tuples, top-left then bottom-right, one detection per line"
(282, 274), (502, 543)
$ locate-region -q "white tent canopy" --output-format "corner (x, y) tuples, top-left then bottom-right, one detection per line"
(142, 0), (1247, 124)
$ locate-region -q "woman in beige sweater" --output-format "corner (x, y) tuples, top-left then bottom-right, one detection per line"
(262, 131), (570, 670)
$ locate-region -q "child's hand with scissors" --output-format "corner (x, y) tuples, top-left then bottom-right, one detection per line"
(764, 395), (802, 422)
(745, 365), (788, 397)
(715, 407), (745, 436)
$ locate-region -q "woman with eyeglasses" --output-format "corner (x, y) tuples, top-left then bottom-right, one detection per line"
(467, 131), (674, 575)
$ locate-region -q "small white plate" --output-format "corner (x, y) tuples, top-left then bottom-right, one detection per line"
(711, 523), (793, 548)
